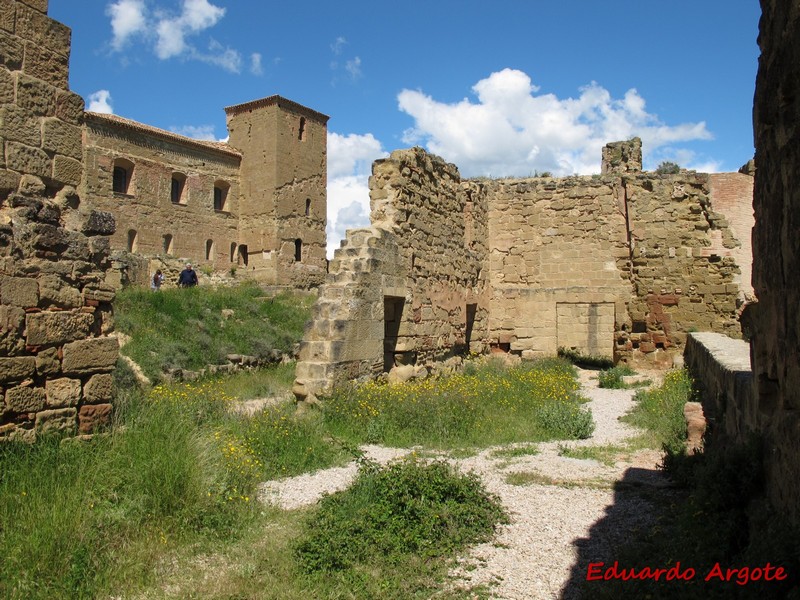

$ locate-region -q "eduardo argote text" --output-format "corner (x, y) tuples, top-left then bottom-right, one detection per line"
(586, 561), (788, 586)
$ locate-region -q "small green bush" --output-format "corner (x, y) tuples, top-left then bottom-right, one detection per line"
(295, 458), (508, 574)
(655, 160), (681, 174)
(597, 365), (636, 389)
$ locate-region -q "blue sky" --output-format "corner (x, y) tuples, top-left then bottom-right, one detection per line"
(50, 0), (762, 256)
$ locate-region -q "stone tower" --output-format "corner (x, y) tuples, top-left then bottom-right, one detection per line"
(225, 96), (328, 287)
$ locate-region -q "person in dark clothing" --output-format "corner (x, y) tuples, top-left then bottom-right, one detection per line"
(178, 264), (198, 287)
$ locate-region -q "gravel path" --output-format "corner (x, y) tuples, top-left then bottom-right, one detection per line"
(257, 368), (671, 599)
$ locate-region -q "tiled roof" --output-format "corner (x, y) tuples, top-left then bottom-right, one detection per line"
(224, 95), (329, 123)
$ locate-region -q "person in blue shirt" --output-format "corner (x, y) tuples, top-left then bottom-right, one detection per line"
(178, 264), (198, 287)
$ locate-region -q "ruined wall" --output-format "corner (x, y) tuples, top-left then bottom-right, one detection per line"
(620, 171), (746, 366)
(81, 113), (241, 273)
(295, 147), (488, 398)
(225, 97), (327, 287)
(0, 0), (118, 440)
(486, 175), (631, 360)
(741, 0), (800, 525)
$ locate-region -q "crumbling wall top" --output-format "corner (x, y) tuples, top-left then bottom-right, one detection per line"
(601, 137), (643, 175)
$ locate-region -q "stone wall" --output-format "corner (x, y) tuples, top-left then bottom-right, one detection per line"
(295, 148), (488, 398)
(742, 0), (800, 525)
(0, 0), (118, 440)
(81, 113), (242, 274)
(296, 140), (754, 397)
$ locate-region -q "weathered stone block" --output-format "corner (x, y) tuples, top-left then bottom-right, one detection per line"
(35, 407), (76, 435)
(55, 90), (84, 125)
(78, 403), (112, 434)
(35, 346), (60, 376)
(0, 67), (14, 104)
(26, 311), (94, 346)
(37, 274), (82, 309)
(5, 384), (46, 412)
(5, 142), (51, 178)
(52, 154), (82, 187)
(0, 356), (36, 381)
(62, 336), (119, 374)
(14, 5), (69, 57)
(83, 373), (113, 404)
(45, 377), (80, 407)
(15, 73), (56, 116)
(0, 170), (21, 196)
(18, 0), (48, 13)
(0, 275), (39, 306)
(0, 30), (23, 70)
(82, 281), (115, 303)
(82, 211), (116, 236)
(41, 118), (81, 159)
(0, 304), (25, 355)
(0, 0), (14, 33)
(22, 42), (68, 88)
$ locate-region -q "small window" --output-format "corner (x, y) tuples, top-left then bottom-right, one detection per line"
(163, 233), (173, 255)
(298, 117), (306, 141)
(205, 239), (214, 261)
(127, 229), (137, 252)
(305, 198), (311, 216)
(113, 158), (134, 194)
(230, 242), (237, 263)
(214, 181), (229, 211)
(294, 239), (302, 262)
(171, 173), (186, 204)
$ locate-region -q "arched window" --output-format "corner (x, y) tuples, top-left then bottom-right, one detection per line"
(294, 239), (302, 262)
(214, 181), (229, 211)
(171, 172), (187, 204)
(230, 242), (237, 263)
(163, 233), (174, 255)
(305, 198), (311, 216)
(298, 117), (306, 141)
(127, 229), (138, 252)
(238, 244), (249, 266)
(205, 239), (214, 261)
(113, 158), (134, 194)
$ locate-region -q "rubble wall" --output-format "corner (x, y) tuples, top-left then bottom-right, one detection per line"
(0, 0), (118, 440)
(743, 0), (800, 525)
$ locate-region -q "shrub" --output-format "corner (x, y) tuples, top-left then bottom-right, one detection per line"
(655, 160), (681, 174)
(597, 365), (636, 389)
(295, 457), (508, 574)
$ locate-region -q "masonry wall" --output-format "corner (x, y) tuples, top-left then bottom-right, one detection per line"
(81, 113), (242, 273)
(225, 97), (328, 287)
(0, 0), (118, 441)
(486, 175), (631, 360)
(743, 0), (800, 525)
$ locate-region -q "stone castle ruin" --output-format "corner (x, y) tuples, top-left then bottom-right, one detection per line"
(294, 139), (755, 400)
(81, 97), (329, 288)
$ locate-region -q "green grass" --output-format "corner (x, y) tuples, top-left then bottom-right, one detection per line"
(323, 357), (594, 448)
(597, 364), (636, 388)
(558, 443), (629, 466)
(114, 282), (313, 380)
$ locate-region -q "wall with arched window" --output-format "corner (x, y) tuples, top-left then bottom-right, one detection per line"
(113, 158), (135, 194)
(127, 229), (138, 252)
(163, 233), (174, 255)
(171, 172), (187, 204)
(214, 180), (230, 211)
(205, 239), (214, 261)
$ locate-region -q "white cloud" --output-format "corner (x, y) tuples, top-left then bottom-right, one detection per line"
(169, 124), (217, 141)
(87, 89), (114, 114)
(398, 68), (713, 176)
(250, 52), (263, 75)
(345, 56), (362, 80)
(107, 0), (243, 73)
(107, 0), (147, 50)
(326, 132), (388, 257)
(331, 36), (347, 55)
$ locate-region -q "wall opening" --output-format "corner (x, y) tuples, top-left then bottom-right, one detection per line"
(230, 242), (237, 262)
(383, 296), (405, 372)
(213, 181), (229, 211)
(305, 198), (311, 216)
(238, 244), (249, 266)
(163, 233), (173, 254)
(294, 238), (302, 262)
(205, 239), (214, 261)
(298, 117), (306, 141)
(465, 303), (478, 352)
(127, 229), (138, 252)
(171, 172), (187, 204)
(112, 158), (134, 194)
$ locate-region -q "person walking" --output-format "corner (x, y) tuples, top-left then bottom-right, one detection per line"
(178, 263), (198, 288)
